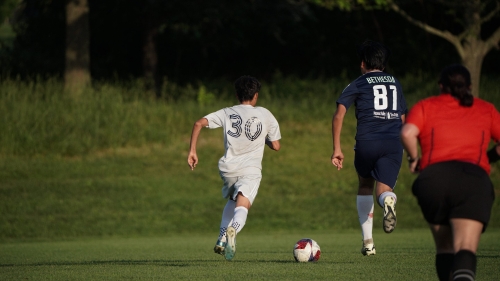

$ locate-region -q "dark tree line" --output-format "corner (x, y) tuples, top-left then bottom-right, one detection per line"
(1, 0), (499, 91)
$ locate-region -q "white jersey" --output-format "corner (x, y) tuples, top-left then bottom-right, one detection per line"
(204, 104), (281, 177)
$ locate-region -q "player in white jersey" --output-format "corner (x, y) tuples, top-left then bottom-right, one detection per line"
(187, 76), (281, 261)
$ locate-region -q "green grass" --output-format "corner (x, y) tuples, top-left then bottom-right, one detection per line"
(1, 74), (499, 157)
(1, 76), (500, 241)
(1, 113), (499, 240)
(1, 76), (499, 279)
(1, 229), (499, 280)
(0, 78), (203, 156)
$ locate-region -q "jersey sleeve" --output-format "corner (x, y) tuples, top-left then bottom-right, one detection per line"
(265, 110), (281, 141)
(336, 82), (358, 110)
(204, 109), (226, 129)
(406, 100), (425, 131)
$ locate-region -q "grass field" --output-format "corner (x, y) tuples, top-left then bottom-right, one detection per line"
(1, 76), (500, 279)
(1, 111), (498, 240)
(1, 229), (499, 280)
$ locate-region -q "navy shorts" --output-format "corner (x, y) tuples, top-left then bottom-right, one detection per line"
(412, 161), (494, 232)
(354, 139), (403, 188)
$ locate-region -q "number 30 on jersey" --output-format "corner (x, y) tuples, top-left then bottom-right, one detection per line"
(227, 114), (262, 141)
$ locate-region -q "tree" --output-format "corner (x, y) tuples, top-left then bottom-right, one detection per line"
(65, 0), (91, 95)
(310, 0), (500, 96)
(0, 0), (20, 24)
(389, 0), (500, 97)
(0, 0), (20, 51)
(140, 0), (168, 96)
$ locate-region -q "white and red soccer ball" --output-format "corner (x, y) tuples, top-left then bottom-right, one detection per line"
(293, 238), (321, 262)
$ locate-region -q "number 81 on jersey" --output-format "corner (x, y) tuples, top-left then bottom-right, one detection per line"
(373, 85), (398, 111)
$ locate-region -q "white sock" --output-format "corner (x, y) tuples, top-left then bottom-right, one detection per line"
(218, 200), (236, 242)
(231, 206), (249, 234)
(378, 191), (397, 208)
(357, 195), (374, 241)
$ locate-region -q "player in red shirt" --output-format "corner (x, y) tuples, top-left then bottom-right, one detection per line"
(401, 64), (500, 281)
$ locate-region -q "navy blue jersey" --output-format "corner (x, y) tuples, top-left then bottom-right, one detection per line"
(337, 71), (407, 140)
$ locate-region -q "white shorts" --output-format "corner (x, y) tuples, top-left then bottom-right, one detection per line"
(221, 174), (262, 205)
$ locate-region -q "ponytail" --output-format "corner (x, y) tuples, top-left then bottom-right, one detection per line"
(439, 64), (473, 107)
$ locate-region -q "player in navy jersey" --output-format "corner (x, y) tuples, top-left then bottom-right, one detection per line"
(331, 40), (407, 256)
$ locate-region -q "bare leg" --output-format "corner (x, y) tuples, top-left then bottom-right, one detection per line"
(357, 175), (394, 203)
(450, 218), (482, 253)
(235, 192), (251, 210)
(375, 182), (393, 201)
(429, 224), (454, 281)
(357, 175), (375, 195)
(429, 224), (454, 254)
(450, 219), (482, 281)
(430, 220), (483, 281)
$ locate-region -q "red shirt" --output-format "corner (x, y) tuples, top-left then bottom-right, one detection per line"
(406, 93), (500, 174)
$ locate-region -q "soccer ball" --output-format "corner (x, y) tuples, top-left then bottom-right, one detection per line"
(293, 238), (321, 262)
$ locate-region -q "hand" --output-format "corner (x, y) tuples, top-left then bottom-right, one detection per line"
(187, 152), (198, 170)
(409, 157), (420, 174)
(331, 152), (344, 171)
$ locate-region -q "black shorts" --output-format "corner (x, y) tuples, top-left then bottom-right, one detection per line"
(412, 161), (495, 231)
(354, 139), (403, 188)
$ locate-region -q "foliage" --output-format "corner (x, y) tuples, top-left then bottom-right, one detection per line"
(197, 85), (216, 105)
(0, 75), (499, 157)
(3, 0), (499, 83)
(0, 0), (19, 24)
(3, 0), (65, 77)
(310, 0), (500, 96)
(0, 78), (198, 156)
(308, 0), (389, 10)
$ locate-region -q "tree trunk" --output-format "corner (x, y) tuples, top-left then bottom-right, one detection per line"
(65, 0), (91, 96)
(460, 1), (484, 97)
(461, 39), (486, 97)
(142, 26), (159, 97)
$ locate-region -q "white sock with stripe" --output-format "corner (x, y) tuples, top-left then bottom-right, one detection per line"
(231, 206), (249, 234)
(218, 200), (236, 242)
(357, 195), (374, 242)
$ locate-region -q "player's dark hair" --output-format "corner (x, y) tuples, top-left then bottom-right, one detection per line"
(234, 75), (261, 102)
(357, 40), (391, 70)
(439, 64), (473, 107)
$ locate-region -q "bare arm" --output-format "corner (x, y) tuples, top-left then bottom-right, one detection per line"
(400, 123), (420, 173)
(187, 118), (209, 170)
(331, 104), (347, 170)
(266, 138), (281, 151)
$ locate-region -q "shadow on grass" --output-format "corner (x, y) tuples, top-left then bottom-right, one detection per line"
(0, 260), (190, 267)
(0, 259), (356, 267)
